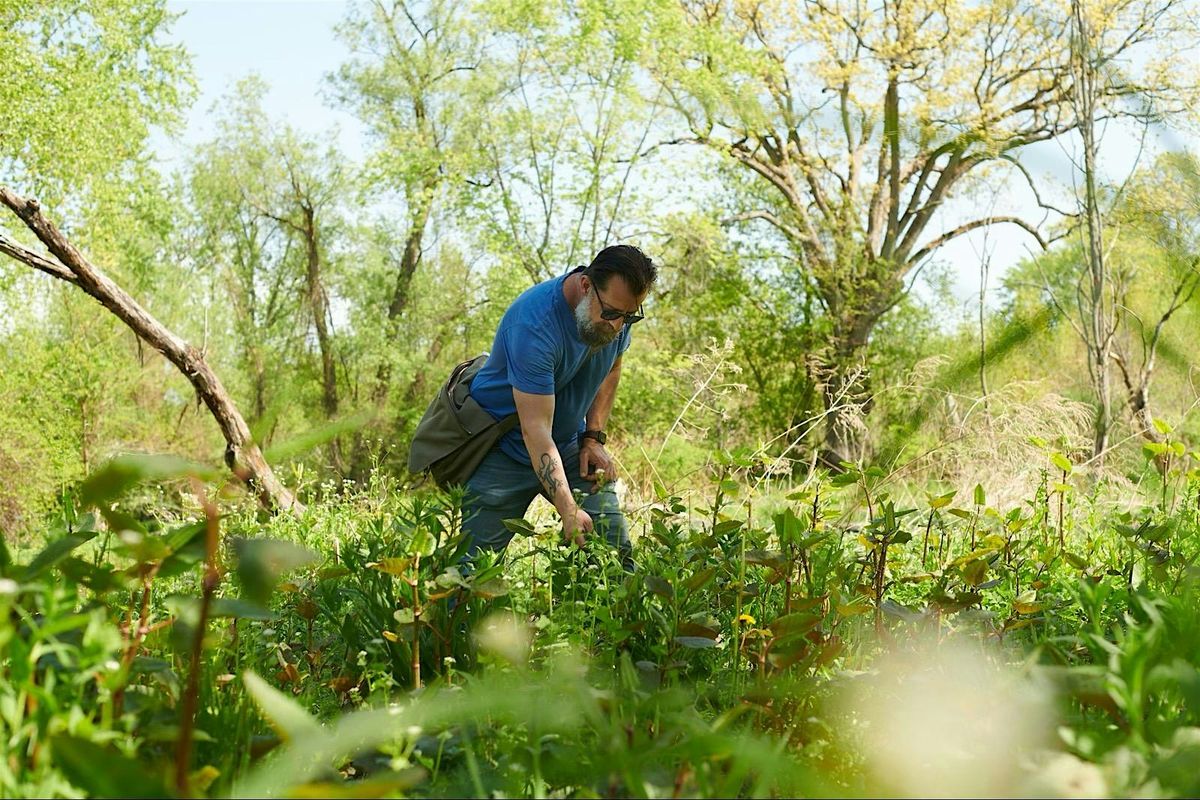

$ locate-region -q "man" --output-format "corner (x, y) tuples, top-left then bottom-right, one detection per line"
(463, 244), (656, 568)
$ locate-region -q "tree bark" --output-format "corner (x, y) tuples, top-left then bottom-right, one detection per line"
(372, 187), (434, 409)
(0, 186), (302, 514)
(298, 201), (346, 473)
(348, 180), (436, 480)
(818, 310), (876, 468)
(1072, 0), (1114, 462)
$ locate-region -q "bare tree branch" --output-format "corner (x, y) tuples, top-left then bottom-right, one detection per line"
(908, 215), (1050, 267)
(0, 186), (302, 513)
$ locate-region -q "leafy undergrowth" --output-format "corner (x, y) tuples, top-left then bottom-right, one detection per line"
(2, 450), (1199, 798)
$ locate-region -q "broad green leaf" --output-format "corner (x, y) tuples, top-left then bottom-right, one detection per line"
(927, 491), (955, 509)
(830, 472), (859, 488)
(243, 670), (321, 742)
(57, 557), (127, 594)
(1050, 453), (1073, 473)
(682, 566), (716, 592)
(408, 529), (437, 557)
(99, 506), (147, 538)
(368, 557), (412, 576)
(961, 558), (988, 587)
(233, 537), (318, 606)
(18, 531), (97, 582)
(676, 621), (719, 639)
(675, 636), (719, 649)
(973, 483), (986, 506)
(880, 599), (923, 622)
(836, 598), (873, 617)
(472, 578), (508, 599)
(712, 519), (744, 536)
(501, 518), (537, 537)
(209, 598), (274, 620)
(79, 453), (212, 508)
(797, 532), (830, 550)
(644, 575), (674, 598)
(1152, 417), (1173, 435)
(1013, 590), (1045, 615)
(158, 523), (208, 579)
(113, 530), (171, 563)
(769, 611), (822, 638)
(318, 565), (351, 580)
(435, 567), (469, 588)
(50, 736), (169, 798)
(744, 549), (785, 569)
(949, 545), (1002, 567)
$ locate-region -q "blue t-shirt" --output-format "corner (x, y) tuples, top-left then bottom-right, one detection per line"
(470, 270), (632, 465)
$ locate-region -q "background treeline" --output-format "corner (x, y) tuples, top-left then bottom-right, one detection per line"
(2, 0), (1199, 529)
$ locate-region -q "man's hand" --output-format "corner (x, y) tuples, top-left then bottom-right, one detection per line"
(580, 439), (614, 485)
(562, 505), (593, 547)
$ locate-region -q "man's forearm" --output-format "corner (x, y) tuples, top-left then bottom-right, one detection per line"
(523, 431), (576, 512)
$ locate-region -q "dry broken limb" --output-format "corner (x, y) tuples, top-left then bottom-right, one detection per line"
(0, 186), (303, 514)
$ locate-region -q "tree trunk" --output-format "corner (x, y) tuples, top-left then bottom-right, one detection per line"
(818, 340), (874, 469)
(372, 184), (435, 408)
(348, 183), (435, 480)
(1072, 0), (1113, 462)
(0, 187), (302, 514)
(299, 203), (346, 473)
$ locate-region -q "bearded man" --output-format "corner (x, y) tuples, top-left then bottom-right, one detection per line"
(462, 245), (657, 568)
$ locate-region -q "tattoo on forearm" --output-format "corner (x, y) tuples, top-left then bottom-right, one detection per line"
(538, 453), (561, 499)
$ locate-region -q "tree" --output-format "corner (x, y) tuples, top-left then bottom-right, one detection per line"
(331, 0), (489, 467)
(0, 188), (301, 512)
(0, 3), (299, 511)
(467, 0), (669, 282)
(630, 0), (1194, 464)
(1109, 153), (1200, 467)
(0, 0), (192, 203)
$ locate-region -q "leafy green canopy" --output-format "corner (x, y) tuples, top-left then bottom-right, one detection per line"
(0, 0), (194, 201)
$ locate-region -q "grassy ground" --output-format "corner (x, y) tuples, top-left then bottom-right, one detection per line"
(2, 451), (1199, 797)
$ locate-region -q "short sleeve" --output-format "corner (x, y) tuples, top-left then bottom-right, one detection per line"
(618, 325), (633, 356)
(502, 322), (558, 395)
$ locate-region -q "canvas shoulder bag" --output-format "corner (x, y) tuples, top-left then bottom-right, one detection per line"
(406, 354), (519, 488)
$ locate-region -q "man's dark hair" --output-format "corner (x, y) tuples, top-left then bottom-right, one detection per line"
(586, 244), (657, 297)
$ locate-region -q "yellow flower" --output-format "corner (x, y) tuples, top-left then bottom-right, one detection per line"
(736, 613), (756, 625)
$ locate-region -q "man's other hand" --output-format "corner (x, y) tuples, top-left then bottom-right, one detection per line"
(563, 505), (593, 547)
(580, 439), (614, 483)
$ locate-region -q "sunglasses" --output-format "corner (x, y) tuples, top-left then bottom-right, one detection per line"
(591, 283), (645, 325)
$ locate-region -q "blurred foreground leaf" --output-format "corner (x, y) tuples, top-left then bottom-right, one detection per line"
(233, 538), (318, 606)
(79, 454), (214, 507)
(51, 735), (169, 798)
(263, 412), (372, 465)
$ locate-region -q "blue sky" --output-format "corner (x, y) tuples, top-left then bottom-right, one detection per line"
(158, 1), (363, 165)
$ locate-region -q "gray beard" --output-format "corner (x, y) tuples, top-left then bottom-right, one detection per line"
(575, 293), (618, 348)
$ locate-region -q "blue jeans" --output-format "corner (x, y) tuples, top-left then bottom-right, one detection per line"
(463, 439), (632, 569)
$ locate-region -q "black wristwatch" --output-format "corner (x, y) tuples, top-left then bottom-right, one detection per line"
(580, 429), (607, 445)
